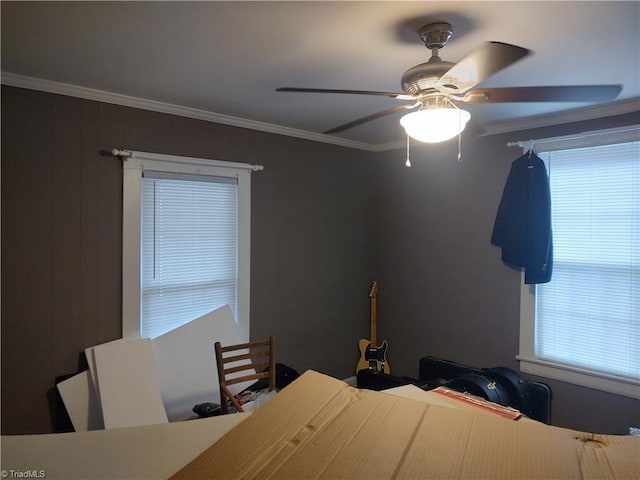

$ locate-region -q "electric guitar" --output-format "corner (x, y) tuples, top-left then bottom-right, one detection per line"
(356, 281), (391, 374)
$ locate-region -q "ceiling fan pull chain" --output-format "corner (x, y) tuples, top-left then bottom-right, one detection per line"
(405, 134), (412, 167)
(457, 130), (463, 163)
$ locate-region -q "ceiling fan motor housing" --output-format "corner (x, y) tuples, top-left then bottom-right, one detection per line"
(401, 59), (455, 96)
(402, 23), (457, 96)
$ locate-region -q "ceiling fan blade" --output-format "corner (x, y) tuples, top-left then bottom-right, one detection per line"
(456, 85), (623, 103)
(277, 87), (414, 100)
(438, 42), (531, 94)
(324, 104), (418, 134)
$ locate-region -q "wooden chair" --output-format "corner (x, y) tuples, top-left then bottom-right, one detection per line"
(214, 336), (275, 414)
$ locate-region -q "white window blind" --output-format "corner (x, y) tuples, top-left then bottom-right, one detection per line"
(140, 173), (238, 339)
(535, 141), (639, 380)
(121, 150), (258, 342)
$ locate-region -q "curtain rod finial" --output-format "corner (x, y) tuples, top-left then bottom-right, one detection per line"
(111, 149), (132, 158)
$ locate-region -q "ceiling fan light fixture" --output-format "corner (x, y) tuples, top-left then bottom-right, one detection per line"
(400, 107), (471, 143)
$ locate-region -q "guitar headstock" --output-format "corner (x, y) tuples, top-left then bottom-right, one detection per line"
(369, 281), (378, 299)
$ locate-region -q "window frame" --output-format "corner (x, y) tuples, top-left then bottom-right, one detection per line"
(121, 150), (259, 342)
(516, 126), (640, 399)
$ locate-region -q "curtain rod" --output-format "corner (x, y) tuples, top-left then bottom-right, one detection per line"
(111, 149), (264, 172)
(506, 139), (534, 149)
(506, 125), (640, 150)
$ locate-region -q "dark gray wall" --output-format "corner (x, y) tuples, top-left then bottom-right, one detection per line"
(2, 88), (124, 434)
(2, 85), (639, 435)
(373, 133), (520, 374)
(372, 113), (640, 435)
(1, 86), (374, 434)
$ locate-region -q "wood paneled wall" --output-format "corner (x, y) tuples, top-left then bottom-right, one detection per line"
(1, 86), (375, 434)
(2, 85), (638, 435)
(372, 113), (640, 435)
(2, 89), (124, 433)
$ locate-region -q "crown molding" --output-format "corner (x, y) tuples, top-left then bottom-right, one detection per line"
(0, 72), (391, 152)
(482, 97), (640, 136)
(3, 72), (637, 150)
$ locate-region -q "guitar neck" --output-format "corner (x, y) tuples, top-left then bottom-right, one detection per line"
(370, 296), (377, 345)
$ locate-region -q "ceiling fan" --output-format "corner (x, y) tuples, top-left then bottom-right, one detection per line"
(277, 22), (622, 143)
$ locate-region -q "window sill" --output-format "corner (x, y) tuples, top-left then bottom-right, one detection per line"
(517, 355), (640, 400)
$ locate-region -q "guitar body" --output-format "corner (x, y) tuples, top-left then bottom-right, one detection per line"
(356, 281), (391, 374)
(357, 338), (391, 374)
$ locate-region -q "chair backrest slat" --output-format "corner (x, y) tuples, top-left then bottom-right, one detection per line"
(214, 336), (275, 414)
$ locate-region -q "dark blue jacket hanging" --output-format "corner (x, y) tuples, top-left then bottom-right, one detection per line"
(491, 152), (553, 284)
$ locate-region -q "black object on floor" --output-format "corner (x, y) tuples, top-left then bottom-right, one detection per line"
(419, 356), (552, 424)
(356, 369), (416, 391)
(248, 363), (300, 391)
(193, 402), (221, 418)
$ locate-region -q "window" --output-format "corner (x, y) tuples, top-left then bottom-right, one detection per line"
(121, 150), (260, 341)
(518, 127), (640, 398)
(140, 173), (238, 338)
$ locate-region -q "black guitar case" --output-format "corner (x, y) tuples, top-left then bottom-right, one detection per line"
(418, 356), (481, 389)
(483, 366), (552, 424)
(418, 357), (552, 424)
(445, 373), (511, 406)
(483, 367), (529, 409)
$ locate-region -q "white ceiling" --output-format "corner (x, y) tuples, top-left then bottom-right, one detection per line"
(2, 1), (639, 148)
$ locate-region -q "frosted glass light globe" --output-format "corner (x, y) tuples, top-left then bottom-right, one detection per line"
(400, 108), (471, 143)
